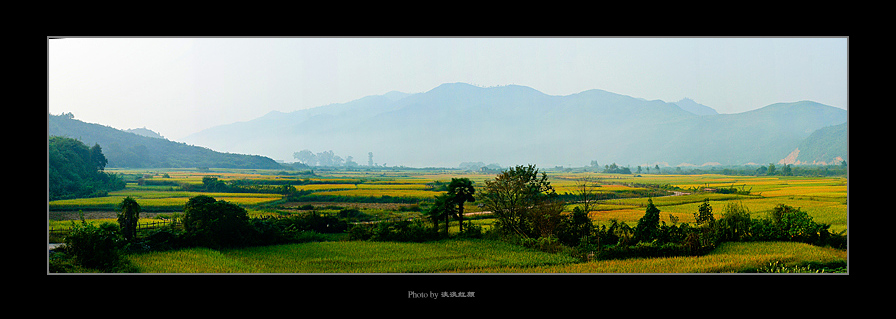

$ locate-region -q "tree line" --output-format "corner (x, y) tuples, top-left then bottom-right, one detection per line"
(293, 149), (364, 167)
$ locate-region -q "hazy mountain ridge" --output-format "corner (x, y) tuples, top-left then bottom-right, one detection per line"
(782, 122), (847, 165)
(673, 98), (718, 116)
(125, 127), (165, 139)
(181, 83), (847, 168)
(48, 114), (283, 169)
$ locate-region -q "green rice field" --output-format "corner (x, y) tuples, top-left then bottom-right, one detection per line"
(126, 240), (845, 273)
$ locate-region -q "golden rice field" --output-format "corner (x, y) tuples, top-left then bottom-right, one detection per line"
(487, 241), (847, 273)
(548, 173), (848, 234)
(54, 168), (847, 274)
(126, 239), (845, 274)
(48, 185), (283, 211)
(55, 169), (846, 234)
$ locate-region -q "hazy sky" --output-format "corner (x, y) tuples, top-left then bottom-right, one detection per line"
(47, 37), (848, 141)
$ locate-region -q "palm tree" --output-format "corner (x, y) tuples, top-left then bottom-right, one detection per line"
(447, 178), (475, 233)
(428, 193), (456, 236)
(117, 196), (141, 241)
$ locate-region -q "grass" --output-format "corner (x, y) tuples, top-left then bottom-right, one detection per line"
(490, 241), (847, 273)
(126, 240), (845, 274)
(127, 239), (579, 273)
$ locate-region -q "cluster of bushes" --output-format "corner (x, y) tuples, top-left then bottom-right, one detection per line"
(177, 176), (299, 195)
(50, 220), (134, 273)
(152, 195), (349, 250)
(565, 199), (846, 261)
(721, 202), (847, 248)
(50, 195), (352, 272)
(348, 220), (484, 243)
(348, 220), (440, 242)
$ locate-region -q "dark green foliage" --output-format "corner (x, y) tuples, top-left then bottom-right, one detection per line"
(48, 136), (125, 200)
(201, 176), (229, 192)
(748, 204), (845, 248)
(62, 221), (125, 270)
(278, 211), (348, 234)
(602, 163), (632, 174)
(181, 195), (253, 248)
(349, 220), (439, 242)
(693, 198), (715, 226)
(479, 164), (562, 239)
(556, 206), (594, 247)
(447, 178), (475, 233)
(457, 221), (483, 239)
(634, 198), (662, 243)
(141, 228), (186, 251)
(716, 202), (752, 242)
(337, 208), (373, 221)
(117, 196), (141, 241)
(518, 236), (563, 253)
(427, 193), (457, 235)
(592, 241), (708, 260)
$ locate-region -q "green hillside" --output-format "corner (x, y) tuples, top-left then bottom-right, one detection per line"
(794, 122), (848, 165)
(48, 136), (126, 200)
(48, 113), (284, 169)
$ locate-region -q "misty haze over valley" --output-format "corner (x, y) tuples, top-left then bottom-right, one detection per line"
(178, 82), (847, 170)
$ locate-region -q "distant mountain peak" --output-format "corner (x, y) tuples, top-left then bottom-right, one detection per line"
(179, 82), (846, 168)
(673, 98), (718, 116)
(125, 127), (165, 139)
(382, 90), (410, 101)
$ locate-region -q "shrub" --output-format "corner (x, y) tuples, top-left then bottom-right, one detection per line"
(350, 220), (440, 242)
(348, 224), (373, 241)
(458, 221), (483, 239)
(556, 207), (594, 247)
(634, 199), (661, 243)
(181, 195), (253, 248)
(63, 221), (124, 270)
(519, 236), (563, 253)
(142, 228), (186, 251)
(716, 202), (752, 242)
(281, 212), (348, 234)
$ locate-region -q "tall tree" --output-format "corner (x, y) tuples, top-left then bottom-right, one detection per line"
(694, 198), (715, 226)
(447, 178), (475, 233)
(428, 193), (457, 235)
(634, 198), (661, 243)
(479, 164), (560, 239)
(117, 196), (141, 241)
(89, 143), (108, 171)
(575, 175), (599, 216)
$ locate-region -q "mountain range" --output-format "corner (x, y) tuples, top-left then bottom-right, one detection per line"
(48, 113), (283, 169)
(180, 82), (848, 169)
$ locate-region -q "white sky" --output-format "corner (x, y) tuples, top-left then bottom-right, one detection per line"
(47, 37), (848, 141)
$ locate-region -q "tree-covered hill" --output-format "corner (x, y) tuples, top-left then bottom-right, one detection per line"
(48, 113), (284, 169)
(48, 136), (126, 200)
(791, 122), (848, 165)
